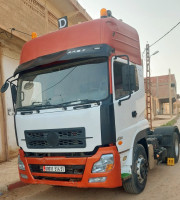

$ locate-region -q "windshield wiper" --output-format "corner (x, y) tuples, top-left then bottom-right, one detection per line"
(78, 99), (100, 105)
(16, 99), (100, 112)
(16, 104), (65, 111)
(56, 99), (100, 107)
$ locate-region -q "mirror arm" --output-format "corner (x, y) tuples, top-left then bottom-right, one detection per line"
(118, 93), (132, 106)
(115, 55), (130, 65)
(5, 75), (16, 84)
(10, 78), (18, 83)
(1, 75), (18, 93)
(10, 78), (18, 89)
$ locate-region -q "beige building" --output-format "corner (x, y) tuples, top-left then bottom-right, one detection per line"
(0, 0), (91, 162)
(145, 73), (177, 119)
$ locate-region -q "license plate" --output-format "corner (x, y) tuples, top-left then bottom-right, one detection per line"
(43, 166), (65, 173)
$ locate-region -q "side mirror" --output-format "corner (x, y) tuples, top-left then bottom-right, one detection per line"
(122, 65), (136, 91)
(129, 65), (136, 91)
(122, 64), (129, 91)
(11, 84), (17, 105)
(1, 82), (9, 93)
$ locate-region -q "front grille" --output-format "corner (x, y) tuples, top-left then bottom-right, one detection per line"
(29, 164), (85, 175)
(59, 139), (83, 146)
(25, 128), (86, 149)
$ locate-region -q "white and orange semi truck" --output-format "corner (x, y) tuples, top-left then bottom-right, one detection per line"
(1, 9), (179, 194)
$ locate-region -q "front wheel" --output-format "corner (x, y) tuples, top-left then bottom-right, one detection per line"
(123, 144), (148, 194)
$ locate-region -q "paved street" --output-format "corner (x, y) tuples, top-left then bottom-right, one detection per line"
(0, 117), (180, 200)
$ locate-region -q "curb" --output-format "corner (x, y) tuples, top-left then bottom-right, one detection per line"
(0, 181), (28, 194)
(8, 181), (28, 191)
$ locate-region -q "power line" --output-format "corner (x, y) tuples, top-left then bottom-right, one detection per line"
(9, 28), (31, 36)
(150, 21), (180, 47)
(0, 28), (31, 39)
(0, 29), (13, 38)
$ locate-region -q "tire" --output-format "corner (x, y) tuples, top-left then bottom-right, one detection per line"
(170, 132), (179, 163)
(123, 144), (148, 194)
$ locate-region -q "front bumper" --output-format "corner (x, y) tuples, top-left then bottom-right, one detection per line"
(18, 146), (122, 188)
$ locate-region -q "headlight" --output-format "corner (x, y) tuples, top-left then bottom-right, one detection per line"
(18, 155), (25, 170)
(92, 154), (114, 173)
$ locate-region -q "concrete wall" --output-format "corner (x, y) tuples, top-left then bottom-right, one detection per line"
(0, 0), (91, 42)
(2, 56), (19, 158)
(0, 0), (57, 41)
(0, 0), (91, 162)
(0, 34), (24, 160)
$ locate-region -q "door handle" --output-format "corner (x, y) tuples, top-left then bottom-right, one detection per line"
(132, 111), (137, 118)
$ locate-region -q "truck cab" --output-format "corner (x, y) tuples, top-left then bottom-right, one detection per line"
(1, 10), (179, 194)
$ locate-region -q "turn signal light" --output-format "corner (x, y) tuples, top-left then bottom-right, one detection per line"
(118, 140), (123, 145)
(100, 8), (108, 18)
(32, 32), (37, 39)
(105, 164), (113, 172)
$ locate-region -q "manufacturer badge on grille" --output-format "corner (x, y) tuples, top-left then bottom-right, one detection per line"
(47, 132), (59, 146)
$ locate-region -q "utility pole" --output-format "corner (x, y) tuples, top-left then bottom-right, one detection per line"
(145, 43), (152, 129)
(169, 69), (172, 117)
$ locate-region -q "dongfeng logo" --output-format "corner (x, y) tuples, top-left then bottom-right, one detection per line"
(67, 49), (86, 54)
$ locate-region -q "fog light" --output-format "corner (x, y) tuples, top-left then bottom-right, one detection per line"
(89, 177), (107, 183)
(20, 174), (28, 179)
(92, 154), (114, 173)
(18, 155), (25, 170)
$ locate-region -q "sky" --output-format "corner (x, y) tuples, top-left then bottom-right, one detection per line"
(78, 0), (180, 94)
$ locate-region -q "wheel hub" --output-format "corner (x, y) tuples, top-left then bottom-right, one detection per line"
(136, 155), (148, 183)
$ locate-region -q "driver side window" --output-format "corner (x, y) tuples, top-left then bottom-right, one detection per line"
(113, 61), (129, 100)
(113, 61), (139, 100)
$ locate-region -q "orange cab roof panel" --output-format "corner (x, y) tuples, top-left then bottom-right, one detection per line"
(20, 18), (141, 65)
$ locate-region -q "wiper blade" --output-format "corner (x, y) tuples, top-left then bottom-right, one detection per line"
(16, 99), (100, 111)
(57, 99), (100, 107)
(16, 106), (36, 111)
(16, 104), (63, 111)
(79, 99), (100, 105)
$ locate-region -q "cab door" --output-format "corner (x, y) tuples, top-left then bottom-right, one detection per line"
(112, 57), (144, 153)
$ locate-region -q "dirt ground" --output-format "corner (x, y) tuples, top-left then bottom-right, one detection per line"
(0, 158), (19, 192)
(0, 117), (180, 200)
(1, 161), (180, 200)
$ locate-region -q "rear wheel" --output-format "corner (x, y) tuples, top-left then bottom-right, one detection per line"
(123, 144), (148, 194)
(170, 132), (179, 163)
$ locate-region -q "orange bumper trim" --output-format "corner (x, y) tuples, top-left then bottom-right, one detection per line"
(18, 146), (122, 188)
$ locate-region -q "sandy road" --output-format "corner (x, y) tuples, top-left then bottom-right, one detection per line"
(1, 161), (180, 200)
(1, 119), (180, 200)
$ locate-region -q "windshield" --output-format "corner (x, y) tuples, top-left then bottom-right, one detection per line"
(16, 58), (109, 110)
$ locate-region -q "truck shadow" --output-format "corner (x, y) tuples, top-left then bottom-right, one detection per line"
(27, 186), (141, 200)
(23, 164), (177, 200)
